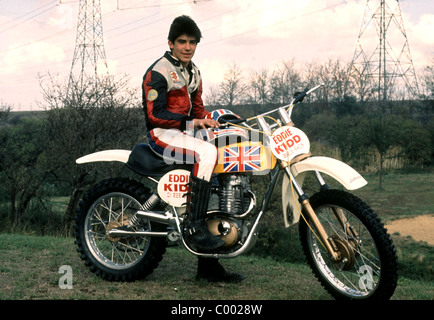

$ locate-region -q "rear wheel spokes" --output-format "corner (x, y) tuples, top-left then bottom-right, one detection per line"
(86, 192), (151, 269)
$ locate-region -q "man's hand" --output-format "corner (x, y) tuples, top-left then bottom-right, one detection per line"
(193, 118), (220, 129)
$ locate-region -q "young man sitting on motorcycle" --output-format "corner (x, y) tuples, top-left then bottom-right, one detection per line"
(142, 15), (244, 283)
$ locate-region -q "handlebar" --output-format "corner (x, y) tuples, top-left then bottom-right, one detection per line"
(217, 84), (324, 133)
(252, 83), (323, 120)
(219, 118), (247, 125)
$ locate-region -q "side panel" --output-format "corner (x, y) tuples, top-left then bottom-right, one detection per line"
(282, 156), (368, 227)
(157, 169), (190, 207)
(213, 141), (277, 174)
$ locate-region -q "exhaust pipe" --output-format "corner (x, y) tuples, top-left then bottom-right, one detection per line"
(106, 210), (181, 238)
(135, 210), (179, 225)
(107, 229), (168, 237)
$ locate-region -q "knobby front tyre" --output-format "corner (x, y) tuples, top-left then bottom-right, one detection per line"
(74, 178), (167, 281)
(299, 189), (398, 300)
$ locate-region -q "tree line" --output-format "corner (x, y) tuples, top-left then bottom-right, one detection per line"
(206, 58), (434, 186)
(0, 58), (433, 235)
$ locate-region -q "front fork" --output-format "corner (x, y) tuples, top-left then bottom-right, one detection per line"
(282, 164), (342, 261)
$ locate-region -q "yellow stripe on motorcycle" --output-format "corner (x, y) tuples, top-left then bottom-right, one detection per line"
(213, 141), (277, 174)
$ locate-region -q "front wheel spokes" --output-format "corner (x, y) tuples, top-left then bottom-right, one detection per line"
(322, 207), (357, 245)
(311, 205), (381, 296)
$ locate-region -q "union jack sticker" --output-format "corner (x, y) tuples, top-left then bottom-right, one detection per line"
(223, 146), (261, 172)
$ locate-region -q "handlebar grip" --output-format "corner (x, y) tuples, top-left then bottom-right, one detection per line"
(293, 88), (309, 103)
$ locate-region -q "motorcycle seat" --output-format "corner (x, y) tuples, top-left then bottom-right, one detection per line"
(126, 143), (192, 177)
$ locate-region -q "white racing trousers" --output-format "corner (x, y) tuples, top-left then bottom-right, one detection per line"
(147, 127), (218, 182)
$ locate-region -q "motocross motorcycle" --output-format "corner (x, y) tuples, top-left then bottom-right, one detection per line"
(74, 85), (398, 300)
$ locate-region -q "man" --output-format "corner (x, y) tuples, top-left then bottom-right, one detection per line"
(142, 15), (243, 282)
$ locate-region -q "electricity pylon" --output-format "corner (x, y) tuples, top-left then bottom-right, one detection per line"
(350, 0), (419, 103)
(67, 0), (108, 92)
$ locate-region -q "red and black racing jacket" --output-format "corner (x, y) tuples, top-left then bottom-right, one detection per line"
(142, 51), (209, 131)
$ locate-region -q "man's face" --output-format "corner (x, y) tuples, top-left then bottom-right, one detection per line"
(168, 34), (197, 67)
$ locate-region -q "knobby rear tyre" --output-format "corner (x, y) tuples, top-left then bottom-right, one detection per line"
(74, 178), (167, 281)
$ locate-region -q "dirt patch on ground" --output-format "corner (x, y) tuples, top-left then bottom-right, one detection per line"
(386, 215), (434, 245)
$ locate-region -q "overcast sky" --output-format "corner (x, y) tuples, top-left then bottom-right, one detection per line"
(0, 0), (433, 111)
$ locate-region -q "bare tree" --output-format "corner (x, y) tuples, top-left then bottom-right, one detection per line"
(204, 84), (222, 107)
(349, 63), (377, 103)
(420, 58), (434, 99)
(303, 58), (353, 108)
(269, 59), (302, 104)
(219, 63), (247, 107)
(328, 58), (352, 101)
(245, 68), (270, 115)
(38, 73), (144, 228)
(247, 68), (269, 105)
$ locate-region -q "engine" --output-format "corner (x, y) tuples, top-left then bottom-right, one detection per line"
(217, 174), (255, 217)
(206, 174), (256, 248)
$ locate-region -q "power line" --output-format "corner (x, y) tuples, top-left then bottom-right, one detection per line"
(0, 1), (58, 34)
(201, 1), (347, 47)
(111, 1), (289, 61)
(0, 0), (56, 28)
(115, 1), (347, 69)
(1, 0), (213, 72)
(0, 2), (125, 57)
(116, 0), (213, 11)
(3, 0), (348, 80)
(108, 4), (239, 54)
(1, 0), (383, 89)
(0, 29), (71, 55)
(1, 0), (219, 84)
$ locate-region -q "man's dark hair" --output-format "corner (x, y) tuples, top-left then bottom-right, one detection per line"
(168, 15), (202, 43)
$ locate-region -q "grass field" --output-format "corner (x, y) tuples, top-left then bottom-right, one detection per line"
(0, 232), (432, 300)
(352, 171), (434, 220)
(0, 172), (433, 301)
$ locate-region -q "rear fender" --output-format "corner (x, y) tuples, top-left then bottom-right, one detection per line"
(282, 156), (367, 227)
(76, 150), (131, 164)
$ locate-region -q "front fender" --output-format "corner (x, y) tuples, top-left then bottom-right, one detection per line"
(291, 156), (367, 190)
(282, 156), (367, 227)
(76, 150), (131, 164)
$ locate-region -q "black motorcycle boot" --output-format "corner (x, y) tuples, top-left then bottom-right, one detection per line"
(185, 175), (225, 251)
(196, 257), (245, 283)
